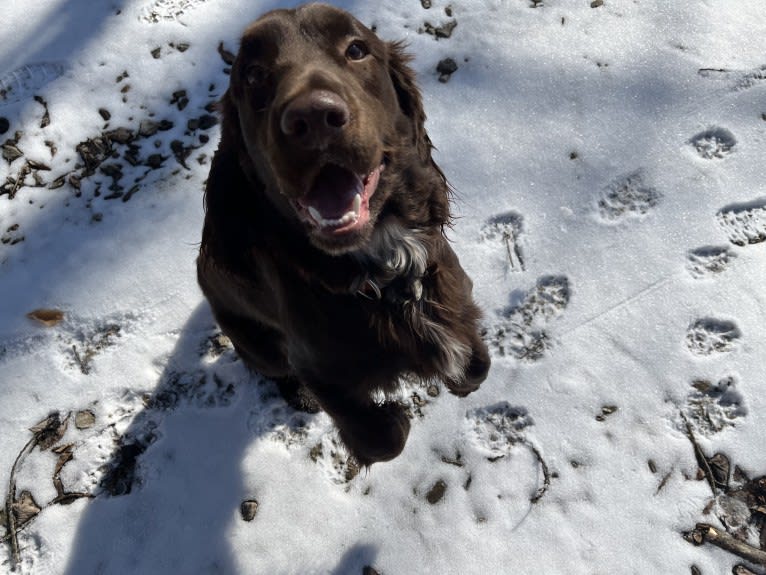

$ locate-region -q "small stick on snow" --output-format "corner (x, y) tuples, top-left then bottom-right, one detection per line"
(685, 523), (766, 567)
(4, 436), (37, 569)
(72, 345), (89, 375)
(733, 564), (760, 575)
(680, 412), (718, 496)
(525, 440), (551, 503)
(502, 230), (525, 271)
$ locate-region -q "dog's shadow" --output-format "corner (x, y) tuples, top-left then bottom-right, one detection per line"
(63, 302), (313, 574)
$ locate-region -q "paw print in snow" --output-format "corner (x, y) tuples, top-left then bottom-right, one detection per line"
(486, 276), (570, 361)
(140, 0), (210, 22)
(686, 318), (741, 356)
(464, 402), (550, 505)
(0, 62), (66, 106)
(681, 376), (747, 437)
(689, 127), (736, 160)
(465, 402), (534, 458)
(480, 211), (525, 271)
(686, 246), (736, 278)
(596, 171), (661, 222)
(717, 199), (766, 246)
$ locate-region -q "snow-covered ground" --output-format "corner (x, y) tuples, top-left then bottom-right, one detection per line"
(2, 0), (766, 573)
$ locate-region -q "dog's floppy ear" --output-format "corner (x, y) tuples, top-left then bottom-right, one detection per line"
(204, 89), (246, 211)
(202, 87), (264, 259)
(387, 41), (433, 163)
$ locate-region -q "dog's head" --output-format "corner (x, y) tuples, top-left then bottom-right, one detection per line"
(219, 3), (444, 254)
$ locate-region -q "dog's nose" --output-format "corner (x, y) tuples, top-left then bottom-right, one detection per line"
(280, 90), (349, 149)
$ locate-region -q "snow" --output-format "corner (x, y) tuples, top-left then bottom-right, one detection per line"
(1, 0), (766, 573)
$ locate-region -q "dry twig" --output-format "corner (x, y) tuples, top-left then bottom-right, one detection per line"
(680, 412), (718, 495)
(685, 523), (766, 567)
(525, 440), (551, 503)
(4, 436), (36, 569)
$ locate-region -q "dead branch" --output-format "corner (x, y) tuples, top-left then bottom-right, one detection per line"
(4, 436), (36, 569)
(685, 523), (766, 567)
(733, 564), (762, 575)
(680, 412), (718, 496)
(525, 440), (551, 504)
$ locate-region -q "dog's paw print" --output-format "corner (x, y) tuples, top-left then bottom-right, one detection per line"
(247, 392), (313, 450)
(146, 369), (237, 411)
(401, 375), (440, 419)
(686, 318), (742, 356)
(309, 434), (361, 484)
(596, 171), (661, 222)
(139, 0), (209, 23)
(464, 402), (534, 459)
(486, 276), (570, 361)
(680, 376), (747, 437)
(47, 312), (139, 375)
(686, 246), (736, 278)
(480, 211), (525, 271)
(463, 402), (551, 511)
(0, 62), (66, 106)
(733, 64), (766, 91)
(689, 127), (737, 160)
(717, 198), (766, 246)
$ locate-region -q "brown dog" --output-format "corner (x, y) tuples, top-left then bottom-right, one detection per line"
(197, 3), (490, 465)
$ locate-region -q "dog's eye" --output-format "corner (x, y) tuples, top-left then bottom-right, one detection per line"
(345, 41), (369, 61)
(245, 64), (269, 86)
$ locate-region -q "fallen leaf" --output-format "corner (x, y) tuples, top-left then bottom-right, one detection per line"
(26, 308), (65, 327)
(30, 412), (69, 451)
(74, 410), (96, 430)
(13, 491), (41, 526)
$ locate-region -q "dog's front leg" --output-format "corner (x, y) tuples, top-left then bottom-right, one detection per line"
(307, 383), (410, 466)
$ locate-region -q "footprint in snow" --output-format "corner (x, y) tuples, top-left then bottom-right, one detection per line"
(685, 246), (736, 279)
(685, 318), (741, 357)
(689, 127), (737, 160)
(479, 211), (525, 271)
(462, 402), (550, 517)
(698, 64), (766, 92)
(733, 64), (766, 91)
(716, 198), (766, 246)
(486, 275), (570, 361)
(140, 0), (210, 23)
(680, 376), (747, 437)
(0, 62), (66, 107)
(595, 171), (661, 223)
(464, 402), (534, 459)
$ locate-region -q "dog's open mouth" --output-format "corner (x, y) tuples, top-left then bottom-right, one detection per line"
(293, 163), (383, 235)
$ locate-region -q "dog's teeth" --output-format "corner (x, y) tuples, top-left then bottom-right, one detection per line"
(308, 202), (360, 229)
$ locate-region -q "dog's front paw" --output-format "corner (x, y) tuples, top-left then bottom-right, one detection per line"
(444, 341), (491, 397)
(274, 377), (321, 413)
(339, 402), (410, 466)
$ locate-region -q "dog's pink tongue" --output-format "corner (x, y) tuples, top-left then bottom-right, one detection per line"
(303, 165), (362, 219)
